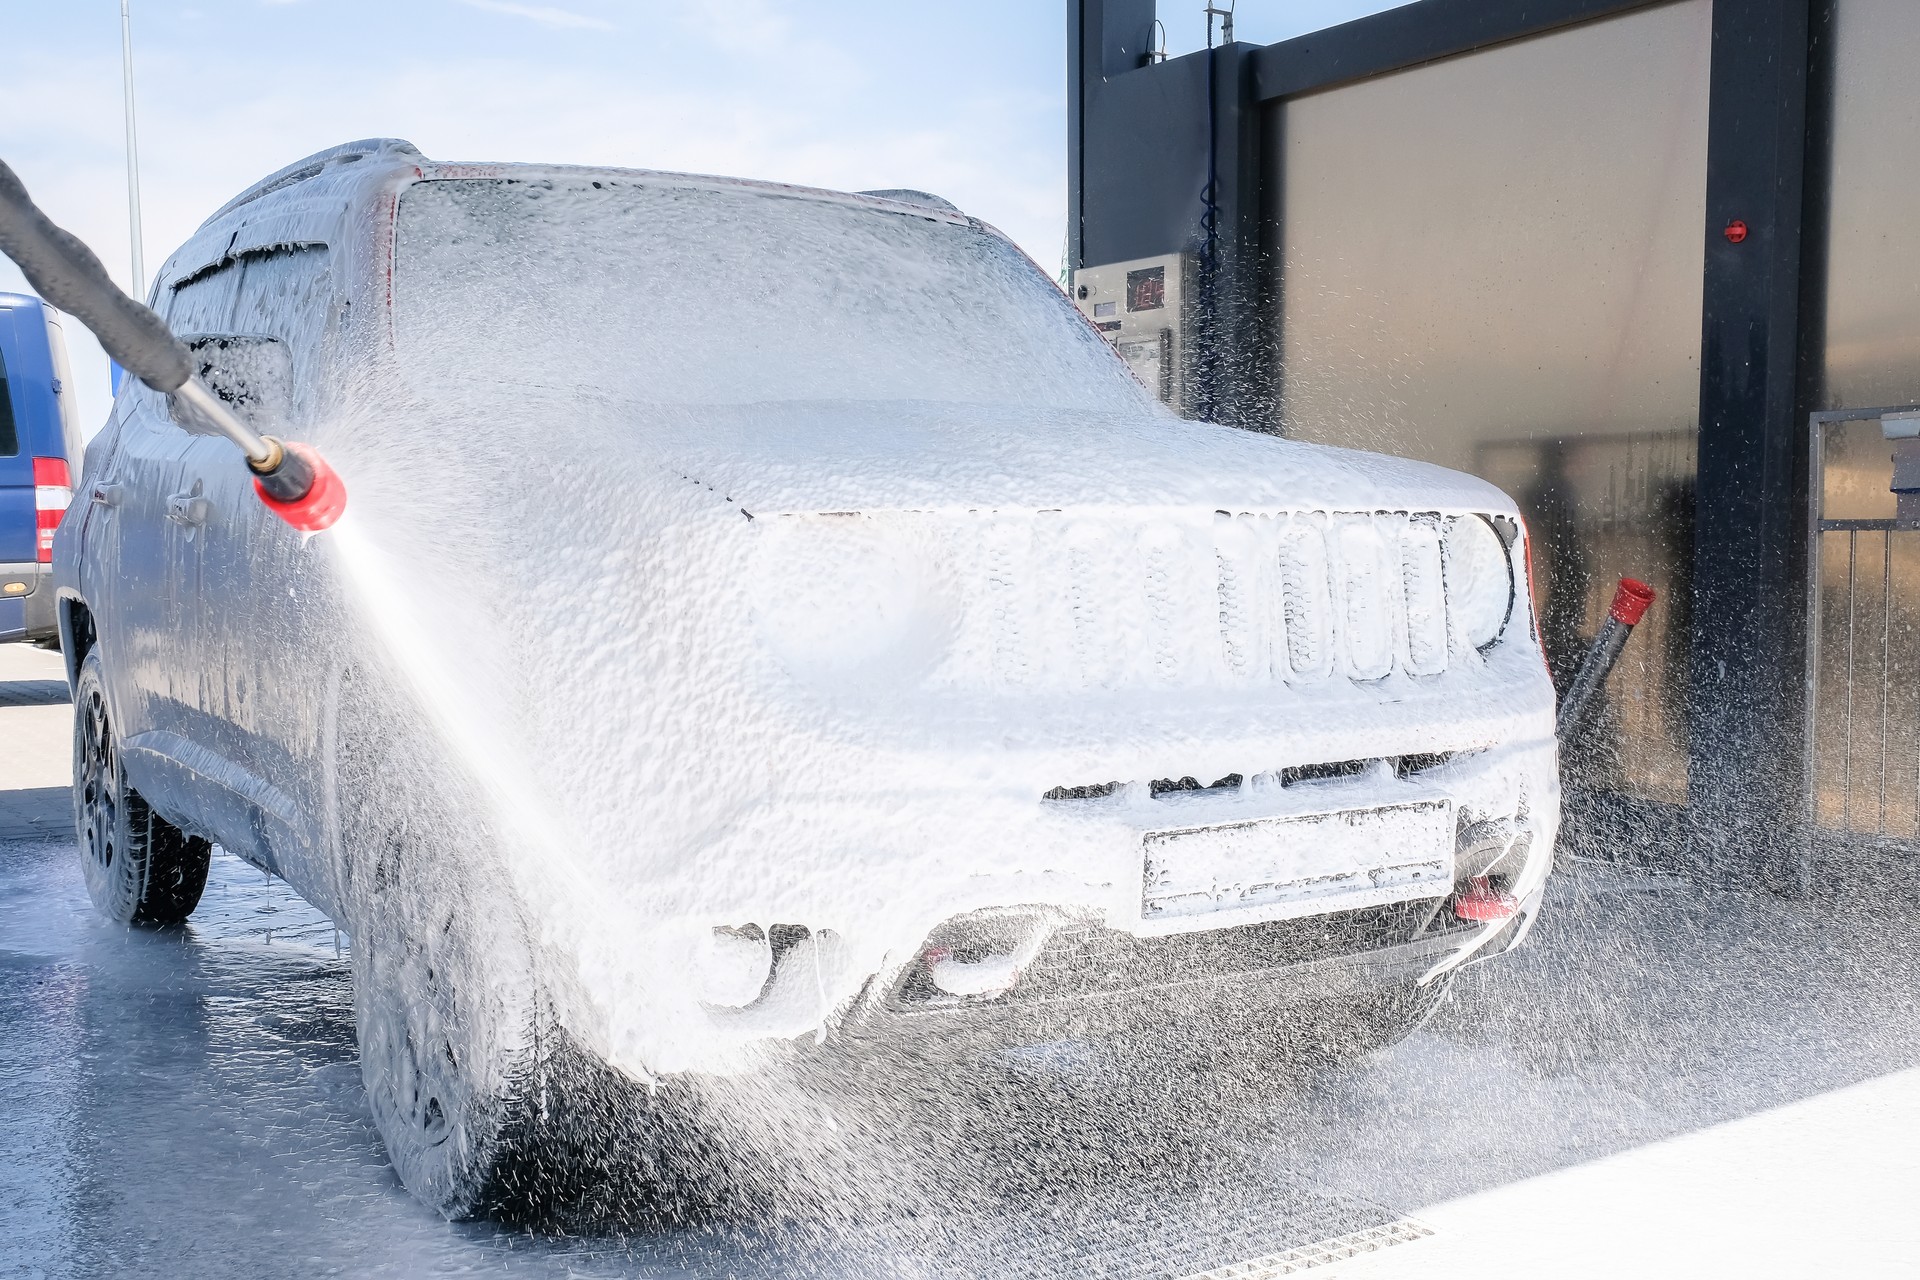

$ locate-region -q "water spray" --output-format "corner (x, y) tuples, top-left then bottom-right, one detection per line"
(0, 158), (344, 532)
(1556, 577), (1657, 745)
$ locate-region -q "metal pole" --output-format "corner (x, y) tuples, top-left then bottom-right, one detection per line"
(1205, 1), (1234, 48)
(119, 0), (146, 300)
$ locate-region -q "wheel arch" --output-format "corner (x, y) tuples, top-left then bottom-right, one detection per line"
(57, 593), (95, 687)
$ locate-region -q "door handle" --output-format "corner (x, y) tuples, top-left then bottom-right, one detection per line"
(90, 482), (123, 507)
(165, 492), (212, 527)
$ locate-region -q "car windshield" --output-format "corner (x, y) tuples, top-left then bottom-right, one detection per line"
(391, 177), (1150, 413)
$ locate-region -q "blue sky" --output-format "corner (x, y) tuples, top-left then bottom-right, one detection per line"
(1, 0), (1406, 429)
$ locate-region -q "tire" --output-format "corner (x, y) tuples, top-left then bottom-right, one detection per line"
(335, 671), (547, 1219)
(335, 671), (692, 1225)
(350, 870), (543, 1218)
(71, 650), (211, 926)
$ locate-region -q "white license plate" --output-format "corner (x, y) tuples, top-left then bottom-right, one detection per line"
(1140, 800), (1455, 933)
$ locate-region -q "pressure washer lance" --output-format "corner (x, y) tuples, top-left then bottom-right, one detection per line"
(1555, 577), (1657, 746)
(0, 159), (343, 532)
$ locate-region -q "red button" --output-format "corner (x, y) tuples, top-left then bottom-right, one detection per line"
(1724, 219), (1749, 244)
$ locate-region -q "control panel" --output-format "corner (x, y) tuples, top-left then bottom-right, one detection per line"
(1071, 253), (1194, 414)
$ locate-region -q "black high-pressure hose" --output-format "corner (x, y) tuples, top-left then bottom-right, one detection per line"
(1556, 578), (1657, 745)
(0, 159), (342, 530)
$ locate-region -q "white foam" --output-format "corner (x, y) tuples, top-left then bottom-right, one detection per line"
(294, 174), (1556, 1082)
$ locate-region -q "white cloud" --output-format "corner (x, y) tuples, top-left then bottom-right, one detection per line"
(457, 0), (614, 31)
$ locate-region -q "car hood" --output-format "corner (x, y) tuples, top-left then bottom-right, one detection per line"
(626, 400), (1516, 518)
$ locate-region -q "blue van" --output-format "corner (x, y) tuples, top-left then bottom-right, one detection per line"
(0, 292), (82, 645)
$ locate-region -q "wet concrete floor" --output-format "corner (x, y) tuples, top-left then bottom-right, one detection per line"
(5, 642), (1920, 1278)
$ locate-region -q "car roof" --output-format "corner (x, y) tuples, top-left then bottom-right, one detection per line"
(156, 140), (982, 295)
(206, 138), (425, 222)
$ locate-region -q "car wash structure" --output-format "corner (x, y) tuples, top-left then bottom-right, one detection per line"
(1071, 0), (1920, 886)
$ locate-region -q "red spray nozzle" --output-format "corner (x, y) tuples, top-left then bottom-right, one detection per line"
(252, 440), (346, 532)
(1608, 577), (1656, 627)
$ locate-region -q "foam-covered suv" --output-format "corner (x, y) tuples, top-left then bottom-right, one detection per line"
(55, 140), (1558, 1218)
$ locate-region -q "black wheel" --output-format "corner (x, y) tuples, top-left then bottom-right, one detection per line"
(335, 670), (690, 1225)
(71, 650), (210, 925)
(335, 671), (548, 1218)
(350, 856), (544, 1218)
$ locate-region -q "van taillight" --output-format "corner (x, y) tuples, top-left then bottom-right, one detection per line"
(32, 457), (72, 563)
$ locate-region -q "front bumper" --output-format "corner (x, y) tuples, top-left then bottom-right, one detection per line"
(610, 732), (1558, 1077)
(827, 894), (1532, 1062)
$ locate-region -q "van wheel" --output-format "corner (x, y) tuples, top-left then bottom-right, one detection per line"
(71, 651), (210, 925)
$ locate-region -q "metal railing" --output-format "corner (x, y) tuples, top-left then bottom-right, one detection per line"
(1807, 409), (1920, 844)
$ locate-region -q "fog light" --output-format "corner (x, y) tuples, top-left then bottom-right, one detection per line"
(2, 581), (25, 595)
(697, 925), (773, 1008)
(918, 908), (1056, 1000)
(924, 945), (1026, 999)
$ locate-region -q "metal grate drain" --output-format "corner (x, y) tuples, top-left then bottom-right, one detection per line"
(668, 1167), (1426, 1279)
(1178, 1219), (1434, 1279)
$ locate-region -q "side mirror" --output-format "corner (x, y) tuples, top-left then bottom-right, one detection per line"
(169, 334), (293, 436)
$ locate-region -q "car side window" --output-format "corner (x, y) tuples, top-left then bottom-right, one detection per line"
(128, 260), (246, 434)
(0, 345), (18, 457)
(168, 260), (244, 335)
(228, 246), (334, 417)
(164, 245), (334, 416)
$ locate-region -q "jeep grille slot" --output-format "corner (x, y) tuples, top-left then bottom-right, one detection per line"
(947, 510), (1479, 692)
(1040, 753), (1457, 802)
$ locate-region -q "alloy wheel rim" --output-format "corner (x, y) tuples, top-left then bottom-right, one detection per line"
(80, 688), (117, 875)
(365, 936), (457, 1149)
(372, 992), (455, 1147)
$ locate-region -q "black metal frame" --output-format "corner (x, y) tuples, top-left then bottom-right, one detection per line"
(1072, 0), (1834, 887)
(1069, 0), (1667, 277)
(1686, 0), (1826, 890)
(1247, 0), (1666, 101)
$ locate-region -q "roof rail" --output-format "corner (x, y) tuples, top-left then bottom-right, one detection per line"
(857, 189), (963, 215)
(206, 138), (425, 224)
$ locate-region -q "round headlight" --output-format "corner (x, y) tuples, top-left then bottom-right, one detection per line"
(1445, 515), (1515, 649)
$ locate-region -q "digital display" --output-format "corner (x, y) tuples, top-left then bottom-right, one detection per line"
(1127, 266), (1166, 312)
